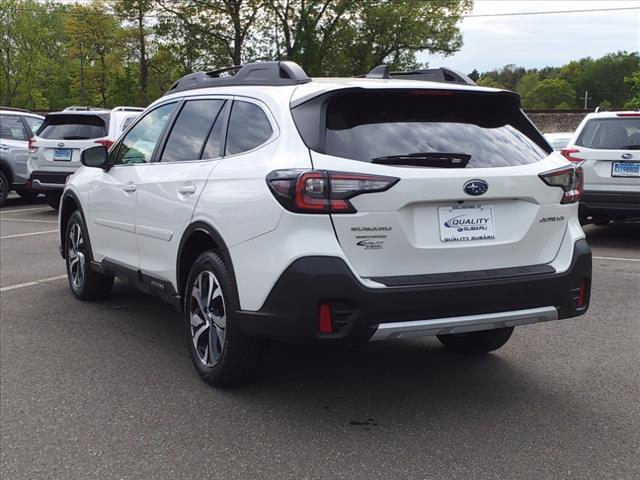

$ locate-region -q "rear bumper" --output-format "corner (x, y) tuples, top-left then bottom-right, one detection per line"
(234, 239), (592, 341)
(29, 171), (71, 191)
(580, 190), (640, 220)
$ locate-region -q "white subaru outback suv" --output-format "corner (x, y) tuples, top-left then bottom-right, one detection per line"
(58, 62), (592, 387)
(562, 110), (640, 224)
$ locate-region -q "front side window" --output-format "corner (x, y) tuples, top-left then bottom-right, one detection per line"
(161, 99), (225, 162)
(0, 115), (28, 141)
(114, 103), (176, 165)
(576, 118), (640, 150)
(225, 101), (273, 156)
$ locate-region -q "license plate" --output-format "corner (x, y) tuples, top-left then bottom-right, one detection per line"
(611, 161), (640, 177)
(439, 205), (495, 242)
(53, 148), (72, 161)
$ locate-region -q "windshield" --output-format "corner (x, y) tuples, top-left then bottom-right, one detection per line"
(576, 117), (640, 149)
(316, 91), (549, 168)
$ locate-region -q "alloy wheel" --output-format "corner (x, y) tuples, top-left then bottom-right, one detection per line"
(67, 223), (85, 289)
(189, 271), (226, 367)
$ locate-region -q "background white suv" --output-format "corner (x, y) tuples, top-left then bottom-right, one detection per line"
(562, 111), (640, 224)
(58, 62), (592, 387)
(28, 106), (143, 208)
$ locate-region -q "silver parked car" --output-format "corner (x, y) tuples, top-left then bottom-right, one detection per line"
(0, 107), (44, 205)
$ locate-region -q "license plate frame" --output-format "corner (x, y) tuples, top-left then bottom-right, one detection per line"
(53, 148), (72, 161)
(611, 161), (640, 178)
(438, 205), (496, 243)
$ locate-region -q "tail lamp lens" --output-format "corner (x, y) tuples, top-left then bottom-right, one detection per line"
(95, 138), (115, 150)
(266, 170), (399, 214)
(539, 165), (583, 204)
(560, 148), (583, 163)
(28, 137), (38, 153)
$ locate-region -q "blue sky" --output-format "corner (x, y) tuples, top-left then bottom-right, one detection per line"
(418, 0), (640, 74)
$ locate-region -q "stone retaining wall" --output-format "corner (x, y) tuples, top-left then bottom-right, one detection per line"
(524, 110), (591, 134)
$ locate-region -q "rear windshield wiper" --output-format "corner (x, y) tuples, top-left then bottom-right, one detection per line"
(371, 152), (471, 168)
(622, 144), (640, 150)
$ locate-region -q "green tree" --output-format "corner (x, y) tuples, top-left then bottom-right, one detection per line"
(623, 71), (640, 110)
(516, 72), (540, 108)
(523, 78), (576, 109)
(476, 76), (506, 89)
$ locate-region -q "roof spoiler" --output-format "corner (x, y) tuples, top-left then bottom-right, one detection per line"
(360, 65), (476, 86)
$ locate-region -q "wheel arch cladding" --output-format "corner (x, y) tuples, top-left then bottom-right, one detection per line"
(177, 222), (238, 301)
(0, 159), (14, 184)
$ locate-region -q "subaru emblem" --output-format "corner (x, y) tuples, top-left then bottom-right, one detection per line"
(463, 179), (489, 196)
(57, 142), (65, 148)
(621, 153), (633, 160)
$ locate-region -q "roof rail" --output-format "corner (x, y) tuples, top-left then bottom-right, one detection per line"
(165, 61), (311, 95)
(111, 106), (145, 112)
(63, 106), (107, 111)
(0, 106), (31, 113)
(360, 65), (476, 86)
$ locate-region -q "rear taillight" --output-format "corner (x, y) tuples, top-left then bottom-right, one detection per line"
(28, 137), (38, 154)
(539, 165), (584, 204)
(95, 138), (114, 150)
(560, 148), (583, 163)
(266, 169), (399, 214)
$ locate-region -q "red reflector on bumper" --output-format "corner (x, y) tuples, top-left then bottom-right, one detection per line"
(319, 303), (333, 334)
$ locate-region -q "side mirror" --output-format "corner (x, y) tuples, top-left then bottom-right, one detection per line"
(81, 146), (110, 170)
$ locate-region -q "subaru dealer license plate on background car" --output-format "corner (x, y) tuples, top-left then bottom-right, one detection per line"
(53, 148), (72, 161)
(611, 162), (640, 177)
(439, 205), (496, 242)
(53, 148), (71, 162)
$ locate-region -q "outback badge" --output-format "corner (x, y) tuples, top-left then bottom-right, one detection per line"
(463, 179), (489, 196)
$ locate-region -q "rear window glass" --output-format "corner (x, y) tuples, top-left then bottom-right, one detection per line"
(38, 114), (107, 140)
(575, 118), (640, 150)
(225, 101), (273, 156)
(317, 91), (548, 168)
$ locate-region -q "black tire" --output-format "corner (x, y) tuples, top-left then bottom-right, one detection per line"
(65, 210), (114, 300)
(0, 170), (8, 206)
(17, 190), (40, 200)
(184, 250), (262, 387)
(45, 192), (61, 210)
(437, 327), (514, 354)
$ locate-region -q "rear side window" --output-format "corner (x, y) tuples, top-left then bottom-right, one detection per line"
(576, 118), (640, 149)
(294, 90), (550, 168)
(225, 101), (273, 156)
(23, 116), (43, 135)
(161, 99), (225, 162)
(0, 115), (28, 141)
(38, 114), (107, 140)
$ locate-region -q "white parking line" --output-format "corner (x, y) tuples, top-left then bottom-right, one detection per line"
(593, 256), (640, 263)
(0, 206), (50, 214)
(0, 218), (58, 224)
(0, 229), (58, 239)
(0, 274), (67, 293)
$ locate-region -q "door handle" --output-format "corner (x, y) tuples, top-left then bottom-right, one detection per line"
(178, 184), (196, 195)
(122, 183), (136, 193)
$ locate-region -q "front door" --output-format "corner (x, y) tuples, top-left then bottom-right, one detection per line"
(87, 102), (177, 269)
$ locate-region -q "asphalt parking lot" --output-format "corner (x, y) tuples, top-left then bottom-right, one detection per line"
(1, 193), (639, 480)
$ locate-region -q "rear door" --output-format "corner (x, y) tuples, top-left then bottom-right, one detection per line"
(297, 89), (570, 278)
(136, 97), (228, 283)
(0, 114), (30, 183)
(33, 113), (109, 172)
(572, 115), (640, 192)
